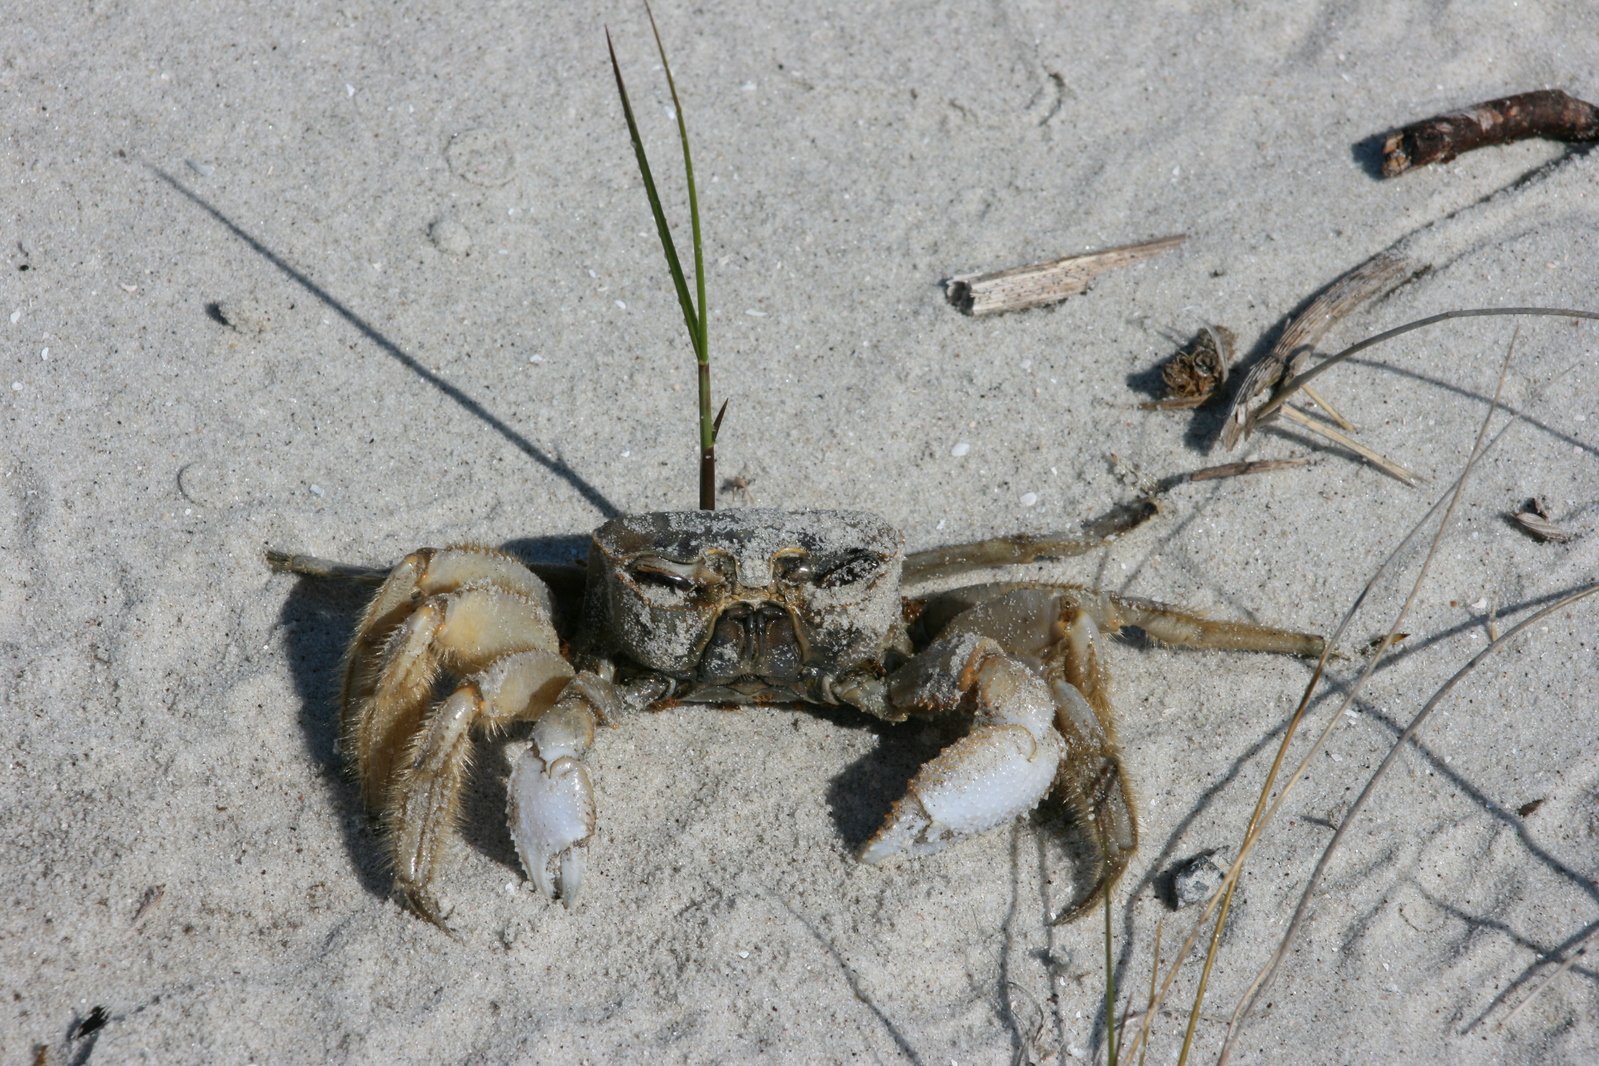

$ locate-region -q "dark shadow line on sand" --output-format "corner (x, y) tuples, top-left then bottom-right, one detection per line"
(151, 165), (620, 519)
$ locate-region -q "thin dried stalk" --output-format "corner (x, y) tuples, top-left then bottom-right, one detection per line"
(1173, 457), (1309, 484)
(946, 234), (1185, 316)
(1123, 418), (1521, 1066)
(1495, 920), (1599, 1030)
(1246, 307), (1599, 431)
(1214, 328), (1522, 1062)
(1225, 580), (1599, 1056)
(1298, 383), (1357, 432)
(1279, 405), (1420, 485)
(1221, 252), (1414, 449)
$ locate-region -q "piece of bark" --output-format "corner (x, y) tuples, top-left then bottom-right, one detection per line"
(1382, 90), (1599, 177)
(1220, 252), (1414, 449)
(946, 234), (1185, 316)
(1509, 497), (1576, 543)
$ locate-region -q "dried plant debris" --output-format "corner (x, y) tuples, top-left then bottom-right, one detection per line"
(946, 233), (1185, 316)
(1509, 496), (1576, 543)
(1382, 89), (1599, 177)
(1143, 325), (1234, 410)
(1176, 457), (1308, 484)
(1222, 252), (1415, 449)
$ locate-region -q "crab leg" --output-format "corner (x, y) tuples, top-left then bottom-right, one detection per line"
(387, 649), (577, 925)
(902, 498), (1159, 583)
(341, 547), (560, 805)
(884, 584), (1322, 919)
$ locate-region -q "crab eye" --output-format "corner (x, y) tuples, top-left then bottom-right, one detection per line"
(629, 557), (701, 592)
(815, 550), (882, 589)
(773, 553), (814, 584)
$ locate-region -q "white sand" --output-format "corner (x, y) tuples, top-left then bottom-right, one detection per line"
(6, 2), (1598, 1062)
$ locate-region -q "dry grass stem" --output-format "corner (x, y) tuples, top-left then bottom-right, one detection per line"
(1279, 405), (1421, 485)
(1214, 330), (1525, 1062)
(1176, 457), (1310, 484)
(1226, 579), (1599, 1055)
(1124, 400), (1522, 1066)
(1135, 917), (1164, 1066)
(1297, 383), (1356, 432)
(946, 234), (1185, 316)
(1246, 307), (1599, 431)
(1495, 921), (1599, 1031)
(1221, 252), (1414, 448)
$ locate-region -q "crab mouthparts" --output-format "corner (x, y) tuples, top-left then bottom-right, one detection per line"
(697, 600), (804, 686)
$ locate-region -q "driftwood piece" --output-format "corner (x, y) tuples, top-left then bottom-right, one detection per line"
(1381, 89), (1599, 177)
(946, 234), (1185, 316)
(1221, 252), (1415, 449)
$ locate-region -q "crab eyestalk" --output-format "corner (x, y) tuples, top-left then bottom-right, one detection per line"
(607, 6), (717, 510)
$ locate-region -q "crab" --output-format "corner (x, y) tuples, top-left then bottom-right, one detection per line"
(272, 503), (1323, 928)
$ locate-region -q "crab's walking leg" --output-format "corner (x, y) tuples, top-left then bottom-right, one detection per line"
(902, 497), (1159, 583)
(387, 649), (578, 923)
(341, 546), (583, 923)
(343, 546), (559, 811)
(882, 584), (1323, 920)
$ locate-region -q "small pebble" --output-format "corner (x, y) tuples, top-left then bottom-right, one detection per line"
(309, 483), (325, 498)
(950, 441), (971, 458)
(1171, 852), (1225, 908)
(1020, 491), (1039, 507)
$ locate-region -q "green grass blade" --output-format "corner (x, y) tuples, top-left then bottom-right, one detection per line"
(605, 29), (701, 357)
(645, 2), (707, 370)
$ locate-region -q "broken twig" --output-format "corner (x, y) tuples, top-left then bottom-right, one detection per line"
(1279, 405), (1420, 486)
(1381, 89), (1599, 177)
(1221, 252), (1415, 449)
(946, 234), (1185, 316)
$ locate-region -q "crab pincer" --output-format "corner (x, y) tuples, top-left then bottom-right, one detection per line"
(859, 633), (1065, 861)
(507, 675), (612, 906)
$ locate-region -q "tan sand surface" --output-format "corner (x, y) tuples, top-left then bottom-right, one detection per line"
(5, 2), (1597, 1062)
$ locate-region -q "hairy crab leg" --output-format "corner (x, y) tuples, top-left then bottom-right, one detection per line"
(347, 583), (559, 813)
(388, 648), (576, 926)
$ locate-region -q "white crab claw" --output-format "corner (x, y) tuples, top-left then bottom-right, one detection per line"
(861, 652), (1062, 864)
(508, 745), (594, 906)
